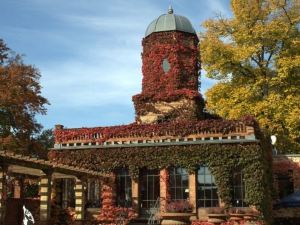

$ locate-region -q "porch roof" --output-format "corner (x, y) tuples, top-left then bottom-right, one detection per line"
(0, 150), (105, 178)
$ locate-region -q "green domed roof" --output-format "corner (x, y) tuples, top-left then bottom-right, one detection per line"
(145, 6), (196, 37)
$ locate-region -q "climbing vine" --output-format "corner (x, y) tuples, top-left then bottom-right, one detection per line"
(132, 31), (204, 122)
(49, 142), (271, 218)
(54, 116), (257, 143)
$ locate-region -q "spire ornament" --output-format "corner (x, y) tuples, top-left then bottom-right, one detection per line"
(168, 5), (173, 14)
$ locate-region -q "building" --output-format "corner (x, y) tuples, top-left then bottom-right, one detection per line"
(0, 7), (274, 225)
(49, 7), (272, 224)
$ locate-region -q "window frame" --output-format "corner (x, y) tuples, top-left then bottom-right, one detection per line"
(115, 168), (132, 207)
(197, 165), (219, 208)
(232, 170), (248, 207)
(169, 167), (189, 201)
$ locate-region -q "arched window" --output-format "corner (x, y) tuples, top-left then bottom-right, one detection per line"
(116, 168), (132, 207)
(232, 171), (247, 207)
(169, 167), (189, 200)
(197, 166), (219, 207)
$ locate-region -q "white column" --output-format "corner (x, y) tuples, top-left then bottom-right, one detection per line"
(75, 179), (85, 220)
(39, 172), (52, 221)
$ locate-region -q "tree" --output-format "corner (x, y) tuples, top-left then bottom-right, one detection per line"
(28, 129), (54, 158)
(35, 129), (54, 149)
(0, 39), (49, 151)
(200, 0), (300, 153)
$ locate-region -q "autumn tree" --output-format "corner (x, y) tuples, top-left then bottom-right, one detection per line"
(200, 0), (300, 153)
(0, 39), (49, 152)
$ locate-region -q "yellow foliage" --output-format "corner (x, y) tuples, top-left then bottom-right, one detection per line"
(201, 0), (300, 153)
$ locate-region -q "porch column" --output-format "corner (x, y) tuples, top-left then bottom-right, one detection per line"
(160, 169), (168, 212)
(189, 173), (197, 213)
(75, 178), (85, 220)
(13, 176), (24, 199)
(131, 179), (139, 214)
(39, 171), (53, 221)
(0, 165), (7, 224)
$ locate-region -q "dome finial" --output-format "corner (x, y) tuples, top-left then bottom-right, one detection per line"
(168, 5), (173, 14)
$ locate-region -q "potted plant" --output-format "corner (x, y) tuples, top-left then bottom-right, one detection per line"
(165, 200), (193, 213)
(161, 200), (195, 225)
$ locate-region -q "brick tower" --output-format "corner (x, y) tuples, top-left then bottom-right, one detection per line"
(133, 6), (204, 124)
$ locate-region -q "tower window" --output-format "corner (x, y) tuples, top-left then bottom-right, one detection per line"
(162, 58), (171, 73)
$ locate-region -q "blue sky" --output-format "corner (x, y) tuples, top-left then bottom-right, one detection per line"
(0, 0), (231, 130)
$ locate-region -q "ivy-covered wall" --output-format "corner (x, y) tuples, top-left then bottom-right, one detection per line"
(132, 31), (204, 123)
(49, 142), (272, 221)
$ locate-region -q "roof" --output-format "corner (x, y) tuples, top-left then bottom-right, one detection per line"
(0, 150), (104, 177)
(53, 117), (258, 150)
(145, 6), (196, 37)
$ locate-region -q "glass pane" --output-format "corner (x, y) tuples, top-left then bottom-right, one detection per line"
(198, 167), (205, 175)
(234, 187), (242, 199)
(205, 189), (212, 199)
(198, 200), (205, 207)
(205, 175), (212, 184)
(170, 175), (176, 186)
(170, 168), (176, 175)
(233, 172), (241, 185)
(176, 188), (182, 200)
(205, 200), (211, 207)
(198, 175), (205, 184)
(183, 189), (189, 199)
(170, 188), (176, 199)
(182, 175), (188, 186)
(175, 175), (182, 185)
(181, 168), (188, 175)
(212, 200), (219, 207)
(212, 187), (218, 199)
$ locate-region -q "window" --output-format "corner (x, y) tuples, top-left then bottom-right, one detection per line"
(140, 169), (160, 210)
(169, 167), (189, 200)
(62, 178), (75, 208)
(116, 168), (132, 207)
(162, 58), (170, 73)
(232, 171), (247, 207)
(86, 179), (101, 208)
(197, 166), (219, 207)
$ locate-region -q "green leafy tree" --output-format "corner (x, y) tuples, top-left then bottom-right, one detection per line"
(200, 0), (300, 153)
(0, 39), (49, 152)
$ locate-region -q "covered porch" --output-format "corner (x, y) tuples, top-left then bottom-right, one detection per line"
(0, 150), (103, 225)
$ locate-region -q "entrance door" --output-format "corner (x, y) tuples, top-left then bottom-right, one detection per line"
(140, 169), (160, 216)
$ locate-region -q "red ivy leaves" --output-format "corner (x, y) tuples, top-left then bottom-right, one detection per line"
(54, 116), (257, 144)
(132, 31), (203, 122)
(140, 31), (199, 95)
(273, 158), (300, 174)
